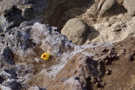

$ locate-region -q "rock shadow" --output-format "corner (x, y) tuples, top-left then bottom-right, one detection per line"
(44, 0), (93, 30)
(86, 26), (100, 42)
(103, 3), (127, 17)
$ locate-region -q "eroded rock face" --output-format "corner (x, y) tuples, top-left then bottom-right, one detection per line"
(28, 86), (46, 90)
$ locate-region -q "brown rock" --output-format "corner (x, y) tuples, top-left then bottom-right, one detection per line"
(123, 0), (135, 16)
(61, 18), (89, 45)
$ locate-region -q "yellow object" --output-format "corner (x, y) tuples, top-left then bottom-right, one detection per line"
(41, 52), (50, 61)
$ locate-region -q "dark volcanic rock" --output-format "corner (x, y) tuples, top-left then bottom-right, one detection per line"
(4, 6), (23, 28)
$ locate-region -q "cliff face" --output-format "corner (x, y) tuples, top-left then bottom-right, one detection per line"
(0, 0), (135, 90)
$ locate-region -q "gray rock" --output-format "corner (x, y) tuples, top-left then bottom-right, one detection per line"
(31, 22), (74, 56)
(1, 79), (22, 90)
(28, 86), (40, 90)
(123, 0), (135, 16)
(2, 47), (14, 65)
(0, 15), (9, 32)
(0, 85), (11, 90)
(4, 68), (17, 79)
(61, 18), (89, 45)
(0, 64), (33, 89)
(28, 86), (46, 90)
(0, 6), (23, 32)
(6, 81), (22, 90)
(0, 71), (11, 83)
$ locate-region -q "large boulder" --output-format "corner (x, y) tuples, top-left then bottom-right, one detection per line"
(123, 0), (135, 16)
(61, 18), (89, 45)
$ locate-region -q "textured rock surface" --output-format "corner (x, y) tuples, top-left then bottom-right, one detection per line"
(85, 16), (135, 43)
(61, 18), (89, 45)
(0, 0), (135, 90)
(123, 0), (135, 16)
(97, 0), (116, 16)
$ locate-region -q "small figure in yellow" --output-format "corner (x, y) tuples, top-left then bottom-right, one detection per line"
(41, 52), (50, 61)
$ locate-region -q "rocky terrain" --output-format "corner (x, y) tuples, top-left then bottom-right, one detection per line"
(0, 0), (135, 90)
